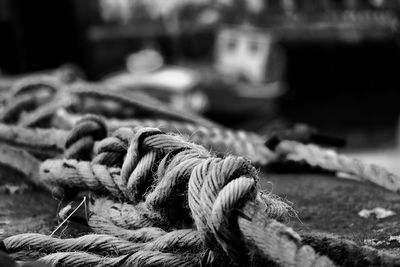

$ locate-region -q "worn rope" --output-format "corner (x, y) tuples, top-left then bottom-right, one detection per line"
(3, 119), (400, 266)
(34, 126), (335, 266)
(0, 112), (399, 195)
(275, 140), (400, 192)
(3, 229), (203, 256)
(68, 83), (217, 127)
(31, 250), (199, 267)
(301, 233), (400, 267)
(88, 214), (167, 242)
(1, 76), (400, 266)
(0, 77), (217, 128)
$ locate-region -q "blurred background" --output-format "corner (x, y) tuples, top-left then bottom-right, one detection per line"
(1, 0), (400, 158)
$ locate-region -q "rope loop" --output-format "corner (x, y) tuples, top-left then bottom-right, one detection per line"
(8, 76), (60, 100)
(64, 115), (107, 160)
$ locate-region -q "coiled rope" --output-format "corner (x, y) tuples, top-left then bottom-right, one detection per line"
(1, 75), (399, 193)
(2, 121), (338, 266)
(0, 114), (399, 193)
(3, 117), (400, 266)
(0, 76), (216, 128)
(1, 76), (400, 266)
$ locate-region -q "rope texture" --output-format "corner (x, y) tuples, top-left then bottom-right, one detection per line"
(1, 76), (400, 266)
(4, 120), (341, 267)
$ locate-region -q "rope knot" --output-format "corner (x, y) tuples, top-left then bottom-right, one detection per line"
(93, 127), (134, 166)
(188, 156), (259, 263)
(65, 115), (107, 160)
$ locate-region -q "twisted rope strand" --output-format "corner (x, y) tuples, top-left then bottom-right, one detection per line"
(1, 113), (399, 197)
(276, 140), (400, 192)
(69, 83), (217, 127)
(40, 159), (125, 195)
(3, 234), (143, 256)
(3, 230), (203, 257)
(41, 127), (336, 266)
(90, 198), (169, 230)
(35, 250), (198, 267)
(9, 122), (400, 266)
(301, 234), (400, 267)
(0, 123), (67, 157)
(7, 76), (60, 101)
(60, 111), (275, 164)
(88, 214), (167, 242)
(18, 96), (73, 127)
(0, 144), (41, 186)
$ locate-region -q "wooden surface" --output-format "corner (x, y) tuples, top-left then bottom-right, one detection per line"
(1, 164), (400, 257)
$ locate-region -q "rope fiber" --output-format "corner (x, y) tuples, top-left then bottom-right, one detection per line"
(1, 76), (400, 266)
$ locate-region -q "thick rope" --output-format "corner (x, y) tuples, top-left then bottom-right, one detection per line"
(0, 144), (41, 186)
(2, 76), (400, 266)
(302, 233), (400, 267)
(275, 140), (400, 192)
(64, 115), (107, 160)
(35, 126), (335, 266)
(3, 230), (203, 256)
(0, 123), (66, 157)
(3, 234), (144, 256)
(56, 110), (274, 164)
(68, 83), (217, 127)
(7, 76), (60, 101)
(88, 214), (167, 242)
(0, 77), (217, 129)
(4, 122), (400, 266)
(0, 113), (399, 195)
(37, 251), (198, 267)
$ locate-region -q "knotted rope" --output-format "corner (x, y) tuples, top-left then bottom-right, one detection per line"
(0, 115), (400, 194)
(2, 76), (400, 266)
(4, 122), (339, 266)
(2, 117), (400, 266)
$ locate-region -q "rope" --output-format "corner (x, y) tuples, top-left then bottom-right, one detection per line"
(34, 251), (199, 267)
(88, 214), (167, 242)
(0, 144), (41, 186)
(2, 118), (400, 266)
(64, 115), (107, 160)
(4, 124), (336, 266)
(35, 126), (333, 266)
(302, 233), (400, 267)
(2, 76), (400, 266)
(56, 110), (274, 164)
(275, 140), (400, 192)
(68, 83), (217, 127)
(0, 123), (66, 158)
(0, 113), (399, 195)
